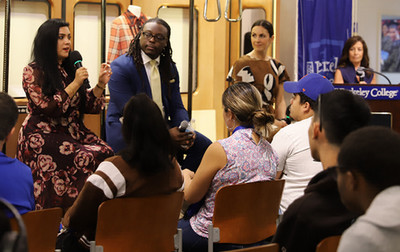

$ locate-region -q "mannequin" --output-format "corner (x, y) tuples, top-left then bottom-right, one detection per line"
(107, 5), (147, 63)
(128, 5), (141, 17)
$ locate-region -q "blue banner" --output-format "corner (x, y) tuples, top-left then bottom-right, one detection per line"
(298, 0), (352, 81)
(334, 84), (400, 100)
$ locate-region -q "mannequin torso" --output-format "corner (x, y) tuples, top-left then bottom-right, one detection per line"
(128, 5), (141, 17)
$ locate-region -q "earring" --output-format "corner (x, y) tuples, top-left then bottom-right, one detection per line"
(226, 118), (236, 131)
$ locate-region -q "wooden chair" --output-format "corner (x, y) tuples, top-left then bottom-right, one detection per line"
(90, 192), (184, 252)
(316, 235), (341, 252)
(225, 243), (280, 252)
(208, 180), (285, 252)
(10, 207), (63, 252)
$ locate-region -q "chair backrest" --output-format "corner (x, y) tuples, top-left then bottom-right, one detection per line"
(316, 235), (341, 252)
(95, 192), (184, 252)
(213, 180), (285, 244)
(10, 207), (63, 252)
(225, 243), (280, 252)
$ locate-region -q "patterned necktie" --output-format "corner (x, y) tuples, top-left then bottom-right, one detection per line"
(150, 60), (163, 114)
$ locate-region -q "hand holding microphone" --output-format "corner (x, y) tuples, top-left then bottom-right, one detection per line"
(69, 50), (90, 89)
(169, 120), (196, 150)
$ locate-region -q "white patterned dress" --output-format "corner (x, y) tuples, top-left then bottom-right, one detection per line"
(190, 128), (278, 237)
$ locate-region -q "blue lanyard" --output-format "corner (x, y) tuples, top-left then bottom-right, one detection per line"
(232, 125), (253, 134)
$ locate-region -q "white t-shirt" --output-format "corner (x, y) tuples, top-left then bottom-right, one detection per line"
(271, 116), (323, 213)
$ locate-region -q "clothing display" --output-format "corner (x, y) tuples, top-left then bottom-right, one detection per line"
(227, 55), (290, 112)
(272, 167), (358, 252)
(17, 62), (114, 212)
(271, 117), (323, 213)
(338, 186), (400, 252)
(107, 10), (147, 63)
(0, 151), (35, 216)
(336, 64), (374, 84)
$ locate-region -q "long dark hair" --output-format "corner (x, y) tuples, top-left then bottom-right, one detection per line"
(338, 35), (370, 69)
(127, 18), (175, 94)
(119, 94), (175, 175)
(32, 18), (86, 117)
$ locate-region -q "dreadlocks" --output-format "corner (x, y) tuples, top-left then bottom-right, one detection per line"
(127, 18), (175, 85)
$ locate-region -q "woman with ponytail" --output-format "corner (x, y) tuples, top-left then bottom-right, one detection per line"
(179, 82), (278, 251)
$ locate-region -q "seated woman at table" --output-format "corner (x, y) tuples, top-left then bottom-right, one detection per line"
(334, 35), (376, 84)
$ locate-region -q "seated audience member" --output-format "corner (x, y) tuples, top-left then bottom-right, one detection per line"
(17, 18), (114, 212)
(106, 17), (211, 172)
(272, 89), (371, 251)
(271, 73), (334, 214)
(179, 82), (278, 251)
(334, 35), (376, 84)
(57, 94), (183, 252)
(337, 126), (400, 252)
(0, 92), (34, 216)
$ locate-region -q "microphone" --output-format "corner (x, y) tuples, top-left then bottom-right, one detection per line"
(356, 67), (365, 82)
(179, 120), (189, 132)
(69, 50), (90, 89)
(178, 120), (194, 149)
(357, 67), (392, 85)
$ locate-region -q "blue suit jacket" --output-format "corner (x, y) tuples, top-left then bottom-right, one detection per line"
(106, 54), (189, 153)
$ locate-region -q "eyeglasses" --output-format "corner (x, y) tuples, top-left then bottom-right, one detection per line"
(141, 31), (166, 42)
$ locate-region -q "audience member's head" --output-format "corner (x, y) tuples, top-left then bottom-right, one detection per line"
(337, 126), (400, 214)
(309, 89), (371, 162)
(0, 92), (18, 145)
(222, 82), (274, 138)
(120, 93), (174, 175)
(283, 73), (334, 121)
(338, 35), (370, 68)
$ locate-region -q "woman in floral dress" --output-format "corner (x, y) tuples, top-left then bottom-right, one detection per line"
(17, 18), (114, 212)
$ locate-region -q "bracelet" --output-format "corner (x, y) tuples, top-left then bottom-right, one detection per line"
(96, 84), (105, 90)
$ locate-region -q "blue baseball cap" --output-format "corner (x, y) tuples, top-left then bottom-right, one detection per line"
(283, 73), (334, 101)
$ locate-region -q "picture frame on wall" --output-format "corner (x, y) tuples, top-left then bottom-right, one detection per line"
(381, 17), (400, 73)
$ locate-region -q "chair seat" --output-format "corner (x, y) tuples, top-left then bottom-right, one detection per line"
(91, 192), (184, 252)
(208, 180), (285, 252)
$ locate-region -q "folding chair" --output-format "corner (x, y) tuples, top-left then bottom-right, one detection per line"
(225, 243), (280, 252)
(208, 180), (285, 252)
(10, 207), (63, 252)
(90, 191), (184, 252)
(316, 235), (341, 252)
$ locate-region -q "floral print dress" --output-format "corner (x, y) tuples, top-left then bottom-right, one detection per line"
(17, 62), (114, 212)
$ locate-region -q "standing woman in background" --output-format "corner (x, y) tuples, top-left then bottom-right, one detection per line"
(334, 35), (376, 84)
(227, 19), (290, 126)
(17, 18), (114, 212)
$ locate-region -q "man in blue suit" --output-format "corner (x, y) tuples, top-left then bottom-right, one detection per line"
(106, 18), (211, 172)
